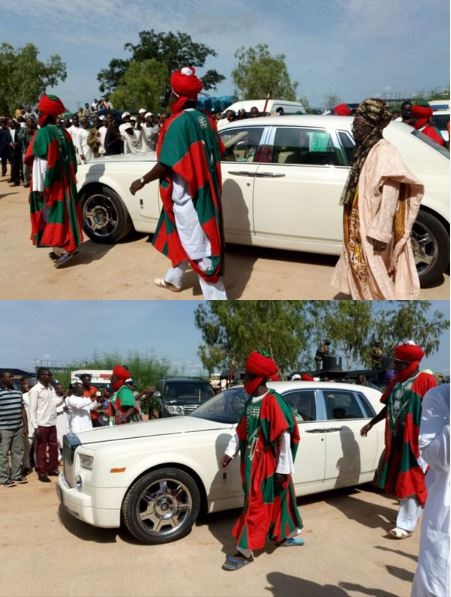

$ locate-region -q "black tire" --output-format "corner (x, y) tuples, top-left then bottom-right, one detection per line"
(412, 210), (450, 287)
(80, 185), (133, 243)
(121, 467), (201, 544)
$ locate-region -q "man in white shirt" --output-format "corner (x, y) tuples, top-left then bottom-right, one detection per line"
(77, 117), (94, 163)
(67, 114), (81, 164)
(28, 368), (62, 482)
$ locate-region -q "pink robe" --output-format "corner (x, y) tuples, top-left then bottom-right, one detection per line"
(332, 139), (424, 299)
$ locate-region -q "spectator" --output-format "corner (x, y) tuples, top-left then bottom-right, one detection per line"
(0, 118), (11, 177)
(54, 381), (69, 461)
(122, 122), (143, 154)
(98, 115), (108, 155)
(67, 381), (98, 433)
(77, 117), (95, 163)
(0, 371), (28, 487)
(249, 106), (260, 117)
(332, 103), (352, 116)
(18, 116), (37, 187)
(104, 114), (123, 155)
(87, 116), (101, 158)
(81, 102), (90, 117)
(8, 119), (23, 186)
(119, 111), (132, 135)
(79, 374), (101, 427)
(67, 114), (81, 164)
(20, 379), (34, 476)
(108, 365), (138, 424)
(411, 102), (446, 146)
(28, 367), (63, 482)
(225, 110), (236, 122)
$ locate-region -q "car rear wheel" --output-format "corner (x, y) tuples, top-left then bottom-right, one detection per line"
(121, 467), (201, 544)
(80, 185), (133, 243)
(412, 210), (449, 287)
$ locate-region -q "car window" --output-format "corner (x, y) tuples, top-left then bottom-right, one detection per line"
(166, 381), (214, 400)
(190, 386), (247, 424)
(338, 131), (355, 164)
(282, 390), (316, 421)
(355, 392), (377, 418)
(219, 127), (264, 162)
(271, 127), (343, 166)
(432, 114), (450, 130)
(411, 130), (450, 157)
(322, 390), (366, 420)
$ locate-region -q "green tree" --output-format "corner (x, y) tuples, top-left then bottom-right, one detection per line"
(0, 43), (66, 115)
(110, 59), (168, 112)
(195, 301), (311, 375)
(231, 44), (298, 100)
(98, 29), (225, 98)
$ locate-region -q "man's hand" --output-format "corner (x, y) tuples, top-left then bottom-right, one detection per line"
(360, 422), (372, 437)
(368, 237), (387, 252)
(222, 455), (232, 468)
(130, 179), (144, 195)
(34, 428), (41, 440)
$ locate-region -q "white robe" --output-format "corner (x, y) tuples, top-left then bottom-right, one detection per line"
(55, 398), (70, 450)
(67, 395), (98, 433)
(77, 128), (94, 162)
(411, 384), (450, 597)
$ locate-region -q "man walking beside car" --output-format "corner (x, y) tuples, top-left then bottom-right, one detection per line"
(332, 98), (424, 299)
(360, 341), (437, 539)
(130, 66), (227, 300)
(221, 351), (304, 571)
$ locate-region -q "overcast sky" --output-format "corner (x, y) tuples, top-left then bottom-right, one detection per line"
(0, 301), (449, 375)
(2, 0), (449, 111)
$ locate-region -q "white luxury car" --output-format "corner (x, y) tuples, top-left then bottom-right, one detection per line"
(58, 381), (384, 545)
(77, 115), (450, 286)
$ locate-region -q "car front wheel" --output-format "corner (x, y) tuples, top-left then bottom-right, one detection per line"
(121, 467), (201, 544)
(80, 185), (133, 243)
(412, 210), (449, 287)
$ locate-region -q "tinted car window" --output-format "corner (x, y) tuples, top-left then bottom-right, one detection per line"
(322, 390), (365, 420)
(165, 380), (214, 401)
(356, 392), (376, 418)
(191, 386), (247, 424)
(220, 127), (264, 162)
(272, 127), (342, 165)
(283, 390), (316, 421)
(338, 131), (355, 164)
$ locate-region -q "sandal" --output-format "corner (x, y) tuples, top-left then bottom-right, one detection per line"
(389, 527), (411, 539)
(154, 278), (182, 293)
(54, 250), (78, 269)
(280, 536), (305, 547)
(222, 553), (254, 571)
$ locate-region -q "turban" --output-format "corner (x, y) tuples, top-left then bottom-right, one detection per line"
(38, 94), (66, 120)
(380, 341), (424, 404)
(333, 103), (352, 116)
(112, 364), (131, 390)
(411, 103), (433, 129)
(301, 373), (315, 381)
(170, 66), (203, 100)
(356, 98), (392, 130)
(244, 351), (278, 396)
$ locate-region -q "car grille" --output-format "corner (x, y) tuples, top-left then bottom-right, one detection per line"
(182, 405), (199, 415)
(63, 433), (81, 488)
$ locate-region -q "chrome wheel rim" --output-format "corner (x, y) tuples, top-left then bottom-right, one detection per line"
(137, 478), (192, 537)
(411, 221), (438, 276)
(83, 193), (119, 238)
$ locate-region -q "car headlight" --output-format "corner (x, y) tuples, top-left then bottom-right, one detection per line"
(79, 454), (94, 470)
(167, 405), (184, 415)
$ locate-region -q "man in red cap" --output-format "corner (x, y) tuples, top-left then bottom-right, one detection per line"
(107, 365), (138, 425)
(360, 341), (437, 539)
(130, 67), (226, 299)
(221, 351), (304, 571)
(411, 102), (445, 147)
(332, 103), (352, 116)
(24, 94), (82, 268)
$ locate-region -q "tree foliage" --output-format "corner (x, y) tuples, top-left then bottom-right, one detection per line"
(195, 301), (448, 375)
(231, 44), (298, 100)
(0, 43), (66, 115)
(110, 59), (168, 112)
(98, 29), (225, 99)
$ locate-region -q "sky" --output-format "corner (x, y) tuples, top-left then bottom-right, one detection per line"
(0, 301), (449, 376)
(2, 0), (449, 111)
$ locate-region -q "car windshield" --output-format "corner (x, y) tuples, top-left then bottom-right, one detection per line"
(190, 386), (247, 424)
(164, 380), (215, 403)
(411, 130), (450, 158)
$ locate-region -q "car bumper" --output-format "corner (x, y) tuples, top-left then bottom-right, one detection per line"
(57, 473), (121, 528)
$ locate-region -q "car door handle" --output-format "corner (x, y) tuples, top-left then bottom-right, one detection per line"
(254, 172), (286, 178)
(305, 429), (325, 433)
(324, 427), (344, 432)
(228, 171), (256, 177)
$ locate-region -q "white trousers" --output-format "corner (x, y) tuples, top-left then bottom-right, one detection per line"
(165, 261), (227, 300)
(396, 496), (422, 532)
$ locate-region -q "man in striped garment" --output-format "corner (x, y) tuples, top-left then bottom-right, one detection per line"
(0, 372), (28, 487)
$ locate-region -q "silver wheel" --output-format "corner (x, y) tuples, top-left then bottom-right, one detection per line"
(410, 210), (449, 286)
(83, 193), (120, 239)
(138, 478), (192, 537)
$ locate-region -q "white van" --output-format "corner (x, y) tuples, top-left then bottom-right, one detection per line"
(71, 369), (112, 396)
(220, 98), (305, 119)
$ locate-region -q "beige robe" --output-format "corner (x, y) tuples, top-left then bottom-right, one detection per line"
(332, 139), (424, 299)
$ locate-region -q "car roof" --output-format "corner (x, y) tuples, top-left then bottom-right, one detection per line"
(219, 114), (354, 130)
(266, 380), (380, 393)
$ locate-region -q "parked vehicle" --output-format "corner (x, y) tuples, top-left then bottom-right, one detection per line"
(71, 369), (112, 397)
(220, 99), (306, 118)
(76, 115), (450, 287)
(155, 377), (215, 417)
(58, 381), (384, 545)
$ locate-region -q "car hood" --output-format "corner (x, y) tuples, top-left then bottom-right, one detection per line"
(76, 416), (231, 445)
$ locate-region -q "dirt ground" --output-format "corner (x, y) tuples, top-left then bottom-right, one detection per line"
(0, 177), (448, 300)
(0, 473), (421, 597)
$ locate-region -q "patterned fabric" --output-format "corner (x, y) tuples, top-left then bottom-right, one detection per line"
(152, 109), (224, 283)
(0, 388), (24, 430)
(25, 124), (82, 251)
(232, 391), (302, 551)
(340, 98), (392, 208)
(378, 372), (438, 506)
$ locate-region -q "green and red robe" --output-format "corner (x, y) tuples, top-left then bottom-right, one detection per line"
(152, 109), (225, 283)
(378, 372), (437, 506)
(232, 390), (303, 551)
(25, 124), (82, 252)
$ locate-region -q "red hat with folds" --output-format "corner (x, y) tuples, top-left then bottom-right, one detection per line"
(38, 94), (66, 117)
(170, 66), (203, 100)
(333, 103), (352, 116)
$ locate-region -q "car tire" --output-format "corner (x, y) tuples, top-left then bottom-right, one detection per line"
(121, 467), (201, 544)
(80, 185), (133, 243)
(412, 210), (450, 287)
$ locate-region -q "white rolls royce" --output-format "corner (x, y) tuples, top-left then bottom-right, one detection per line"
(58, 381), (385, 545)
(76, 115), (449, 287)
